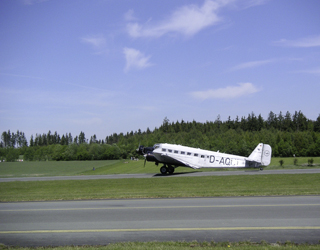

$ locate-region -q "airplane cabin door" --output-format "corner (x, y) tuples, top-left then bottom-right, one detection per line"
(199, 154), (207, 167)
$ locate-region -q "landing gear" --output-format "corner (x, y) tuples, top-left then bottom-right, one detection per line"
(160, 166), (168, 175)
(160, 165), (175, 175)
(168, 165), (175, 174)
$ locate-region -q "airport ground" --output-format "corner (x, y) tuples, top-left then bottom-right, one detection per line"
(0, 159), (320, 248)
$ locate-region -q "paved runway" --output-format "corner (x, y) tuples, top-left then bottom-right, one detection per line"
(1, 168), (320, 182)
(1, 196), (320, 246)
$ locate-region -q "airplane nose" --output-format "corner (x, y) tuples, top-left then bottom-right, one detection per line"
(136, 145), (144, 154)
(146, 153), (156, 162)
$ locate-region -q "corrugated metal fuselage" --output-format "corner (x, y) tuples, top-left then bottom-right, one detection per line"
(152, 143), (253, 169)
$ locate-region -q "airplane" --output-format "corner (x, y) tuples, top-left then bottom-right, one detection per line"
(137, 143), (272, 174)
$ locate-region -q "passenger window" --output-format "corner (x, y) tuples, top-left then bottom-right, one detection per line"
(194, 153), (198, 157)
(187, 152), (191, 156)
(174, 150), (178, 154)
(168, 149), (172, 153)
(201, 155), (205, 158)
(162, 148), (166, 152)
(181, 151), (185, 155)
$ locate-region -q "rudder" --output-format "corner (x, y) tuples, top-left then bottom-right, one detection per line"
(261, 144), (272, 166)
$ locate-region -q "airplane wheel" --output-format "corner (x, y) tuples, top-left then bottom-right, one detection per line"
(168, 166), (175, 174)
(160, 166), (168, 175)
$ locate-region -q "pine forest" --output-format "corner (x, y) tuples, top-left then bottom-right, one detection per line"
(1, 111), (320, 162)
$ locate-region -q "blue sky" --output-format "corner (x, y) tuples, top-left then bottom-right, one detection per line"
(1, 0), (320, 141)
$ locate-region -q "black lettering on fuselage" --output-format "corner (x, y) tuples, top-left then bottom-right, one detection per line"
(225, 158), (230, 165)
(218, 157), (231, 165)
(219, 157), (224, 164)
(210, 155), (215, 163)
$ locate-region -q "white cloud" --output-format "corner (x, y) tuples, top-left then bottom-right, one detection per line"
(123, 47), (153, 72)
(81, 35), (109, 55)
(191, 82), (260, 100)
(126, 0), (233, 38)
(274, 35), (320, 48)
(124, 9), (137, 21)
(230, 59), (274, 71)
(81, 35), (106, 49)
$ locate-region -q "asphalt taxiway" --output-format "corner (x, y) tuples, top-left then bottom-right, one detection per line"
(1, 196), (320, 246)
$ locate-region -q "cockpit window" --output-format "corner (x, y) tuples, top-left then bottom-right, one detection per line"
(153, 144), (160, 149)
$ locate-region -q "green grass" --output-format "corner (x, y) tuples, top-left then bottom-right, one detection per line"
(268, 157), (320, 169)
(1, 241), (319, 250)
(0, 157), (319, 178)
(1, 157), (320, 202)
(82, 157), (320, 175)
(0, 160), (119, 177)
(1, 174), (319, 202)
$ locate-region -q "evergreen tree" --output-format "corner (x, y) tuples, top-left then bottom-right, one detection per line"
(314, 114), (320, 132)
(284, 111), (292, 131)
(2, 110), (320, 161)
(79, 131), (86, 144)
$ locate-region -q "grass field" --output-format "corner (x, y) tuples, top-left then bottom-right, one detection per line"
(0, 157), (319, 177)
(1, 173), (319, 202)
(268, 157), (320, 169)
(1, 157), (319, 202)
(0, 160), (119, 177)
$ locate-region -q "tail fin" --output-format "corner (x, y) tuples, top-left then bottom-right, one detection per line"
(261, 144), (272, 166)
(248, 143), (272, 166)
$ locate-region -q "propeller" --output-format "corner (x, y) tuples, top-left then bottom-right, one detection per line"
(136, 144), (156, 167)
(136, 143), (141, 153)
(144, 157), (147, 167)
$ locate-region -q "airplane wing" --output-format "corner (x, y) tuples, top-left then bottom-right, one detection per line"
(160, 153), (200, 169)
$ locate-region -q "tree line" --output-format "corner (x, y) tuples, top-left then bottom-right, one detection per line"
(1, 110), (320, 162)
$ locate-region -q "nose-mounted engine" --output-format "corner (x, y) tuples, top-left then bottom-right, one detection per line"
(136, 145), (157, 163)
(136, 145), (154, 155)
